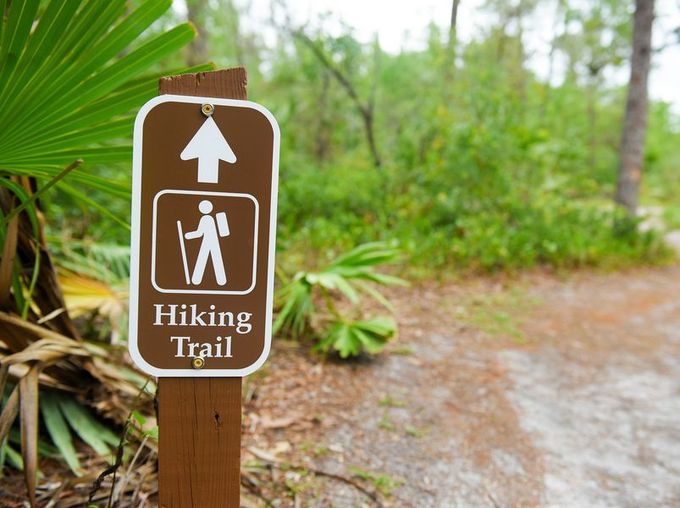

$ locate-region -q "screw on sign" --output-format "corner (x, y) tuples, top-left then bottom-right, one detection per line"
(129, 68), (279, 507)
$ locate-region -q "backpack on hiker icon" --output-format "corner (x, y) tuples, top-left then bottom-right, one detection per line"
(216, 211), (229, 237)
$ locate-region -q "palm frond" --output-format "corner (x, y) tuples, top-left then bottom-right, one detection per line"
(0, 1), (201, 501)
(275, 242), (405, 356)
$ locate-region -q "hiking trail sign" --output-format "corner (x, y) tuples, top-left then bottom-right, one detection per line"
(129, 90), (280, 377)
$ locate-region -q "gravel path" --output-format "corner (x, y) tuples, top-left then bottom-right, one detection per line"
(245, 265), (680, 507)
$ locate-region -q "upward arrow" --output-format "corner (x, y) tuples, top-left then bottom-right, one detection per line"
(180, 116), (237, 183)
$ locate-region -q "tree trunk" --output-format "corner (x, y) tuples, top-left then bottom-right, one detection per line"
(449, 0), (460, 54)
(186, 0), (209, 66)
(445, 0), (461, 84)
(587, 72), (600, 171)
(616, 0), (654, 216)
(293, 30), (382, 168)
(541, 0), (567, 116)
(314, 72), (331, 162)
(361, 108), (381, 168)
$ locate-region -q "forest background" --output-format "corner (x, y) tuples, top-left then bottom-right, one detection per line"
(52, 0), (680, 274)
(0, 0), (678, 505)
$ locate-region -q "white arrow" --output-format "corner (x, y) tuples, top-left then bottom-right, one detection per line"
(180, 116), (237, 183)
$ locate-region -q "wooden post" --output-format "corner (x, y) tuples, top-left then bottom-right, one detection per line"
(157, 68), (247, 508)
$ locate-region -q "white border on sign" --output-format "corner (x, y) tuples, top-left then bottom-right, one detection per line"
(128, 95), (280, 378)
(150, 189), (259, 295)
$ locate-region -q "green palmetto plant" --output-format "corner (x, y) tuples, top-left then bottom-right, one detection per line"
(274, 242), (407, 357)
(0, 0), (209, 504)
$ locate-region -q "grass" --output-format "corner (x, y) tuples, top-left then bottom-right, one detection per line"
(453, 285), (541, 343)
(378, 395), (406, 408)
(348, 466), (405, 496)
(404, 425), (424, 438)
(378, 412), (397, 432)
(390, 345), (416, 356)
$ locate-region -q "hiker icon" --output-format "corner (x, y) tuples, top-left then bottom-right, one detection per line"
(177, 200), (230, 286)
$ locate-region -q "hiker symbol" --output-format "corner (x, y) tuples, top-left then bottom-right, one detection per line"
(151, 190), (259, 295)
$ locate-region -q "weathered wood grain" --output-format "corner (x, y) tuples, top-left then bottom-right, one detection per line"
(158, 67), (246, 508)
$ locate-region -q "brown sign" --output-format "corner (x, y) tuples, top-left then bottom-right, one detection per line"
(129, 95), (280, 376)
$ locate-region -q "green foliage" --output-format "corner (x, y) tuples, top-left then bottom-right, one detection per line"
(39, 391), (119, 474)
(318, 317), (397, 358)
(275, 242), (405, 357)
(40, 392), (81, 474)
(0, 0), (199, 490)
(2, 385), (115, 475)
(0, 0), (201, 191)
(268, 16), (676, 273)
(2, 0), (678, 489)
(50, 237), (131, 286)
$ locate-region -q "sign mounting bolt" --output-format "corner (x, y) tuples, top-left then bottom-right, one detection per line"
(201, 103), (214, 117)
(191, 357), (205, 369)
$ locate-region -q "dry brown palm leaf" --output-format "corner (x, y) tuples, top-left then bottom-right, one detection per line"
(0, 384), (19, 445)
(0, 180), (89, 505)
(0, 213), (18, 309)
(0, 1), (203, 501)
(19, 366), (40, 508)
(1, 311), (147, 407)
(0, 316), (151, 504)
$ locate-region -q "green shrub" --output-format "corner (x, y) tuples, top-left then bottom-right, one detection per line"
(274, 242), (406, 357)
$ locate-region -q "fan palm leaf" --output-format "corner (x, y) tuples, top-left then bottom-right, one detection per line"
(0, 1), (208, 503)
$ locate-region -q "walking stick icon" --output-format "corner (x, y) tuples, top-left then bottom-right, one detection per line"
(177, 220), (191, 284)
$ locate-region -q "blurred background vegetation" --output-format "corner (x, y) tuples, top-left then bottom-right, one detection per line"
(57, 0), (680, 274)
(0, 0), (678, 504)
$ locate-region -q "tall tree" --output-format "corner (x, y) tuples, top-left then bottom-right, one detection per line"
(447, 0), (461, 73)
(616, 0), (655, 215)
(293, 30), (383, 168)
(186, 0), (209, 66)
(553, 1), (630, 167)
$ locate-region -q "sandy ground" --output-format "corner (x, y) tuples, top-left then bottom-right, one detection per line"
(4, 265), (679, 507)
(243, 265), (680, 507)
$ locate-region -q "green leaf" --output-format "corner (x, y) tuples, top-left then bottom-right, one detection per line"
(330, 242), (401, 268)
(325, 322), (358, 358)
(7, 118), (133, 158)
(356, 316), (397, 337)
(354, 280), (394, 310)
(318, 317), (395, 358)
(40, 392), (80, 474)
(0, 1), (81, 103)
(57, 182), (130, 229)
(0, 1), (127, 125)
(4, 0), (167, 127)
(59, 395), (118, 459)
(0, 3), (198, 202)
(0, 178), (40, 236)
(76, 0), (173, 76)
(2, 159), (82, 227)
(0, 438), (6, 472)
(3, 442), (23, 470)
(354, 326), (390, 354)
(144, 425), (159, 440)
(0, 385), (19, 445)
(10, 62), (213, 152)
(131, 410), (146, 427)
(0, 0), (40, 75)
(273, 279), (313, 337)
(21, 23), (195, 137)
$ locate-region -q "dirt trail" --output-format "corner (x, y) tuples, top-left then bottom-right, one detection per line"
(243, 265), (680, 507)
